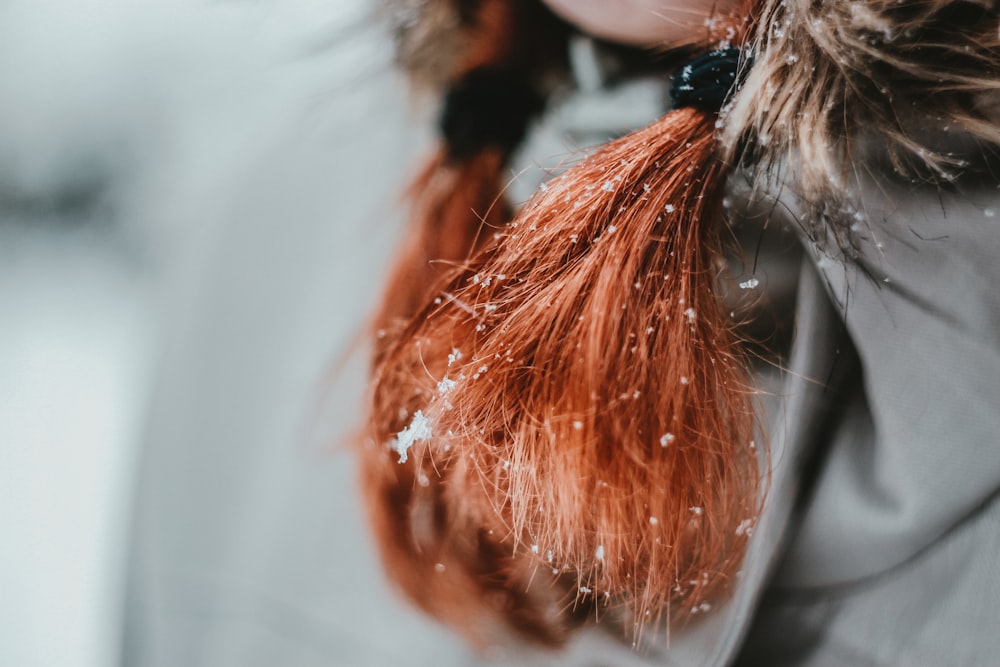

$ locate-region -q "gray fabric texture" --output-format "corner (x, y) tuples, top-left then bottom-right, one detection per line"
(732, 165), (1000, 667)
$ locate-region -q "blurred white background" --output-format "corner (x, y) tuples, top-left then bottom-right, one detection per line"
(0, 2), (386, 665)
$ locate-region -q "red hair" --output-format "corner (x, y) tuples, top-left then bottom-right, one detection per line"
(362, 0), (762, 648)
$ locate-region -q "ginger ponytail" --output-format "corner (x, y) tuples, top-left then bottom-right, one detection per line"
(374, 0), (569, 349)
(363, 0), (762, 648)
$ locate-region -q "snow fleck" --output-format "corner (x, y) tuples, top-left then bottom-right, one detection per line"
(539, 182), (549, 193)
(986, 208), (995, 218)
(437, 377), (457, 394)
(660, 433), (676, 447)
(739, 277), (760, 290)
(546, 550), (554, 563)
(434, 563), (446, 573)
(573, 420), (584, 431)
(646, 326), (655, 334)
(417, 473), (430, 487)
(448, 348), (463, 367)
(607, 224), (617, 234)
(649, 516), (659, 525)
(684, 307), (697, 323)
(680, 376), (690, 386)
(579, 586), (593, 594)
(736, 519), (754, 537)
(595, 545), (605, 561)
(394, 410), (433, 463)
(665, 204), (675, 213)
(531, 544), (540, 554)
(602, 180), (616, 193)
(690, 506), (703, 516)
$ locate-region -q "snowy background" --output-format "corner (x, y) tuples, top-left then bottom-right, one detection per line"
(0, 1), (405, 665)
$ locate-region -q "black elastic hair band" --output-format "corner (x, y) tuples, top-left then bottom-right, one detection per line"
(669, 48), (749, 114)
(440, 67), (546, 161)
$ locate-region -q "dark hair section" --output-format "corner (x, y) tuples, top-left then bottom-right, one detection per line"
(440, 66), (546, 160)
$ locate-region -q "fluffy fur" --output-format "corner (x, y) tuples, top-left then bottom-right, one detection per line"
(724, 0), (1000, 248)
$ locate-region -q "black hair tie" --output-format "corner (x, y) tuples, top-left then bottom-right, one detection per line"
(669, 48), (748, 114)
(440, 67), (546, 161)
